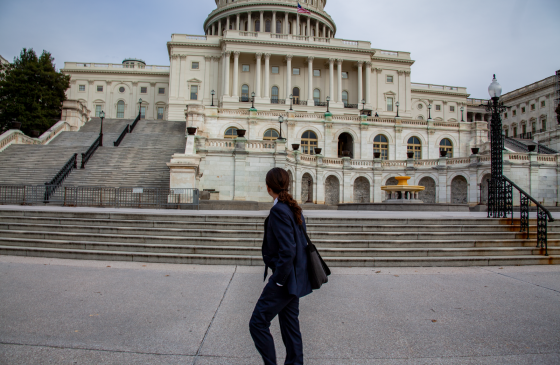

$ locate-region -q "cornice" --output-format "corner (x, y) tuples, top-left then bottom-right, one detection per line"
(411, 88), (469, 98)
(220, 38), (374, 54)
(61, 69), (169, 76)
(501, 82), (555, 103)
(371, 56), (415, 65)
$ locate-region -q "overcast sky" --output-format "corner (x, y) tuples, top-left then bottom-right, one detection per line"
(1, 0), (558, 98)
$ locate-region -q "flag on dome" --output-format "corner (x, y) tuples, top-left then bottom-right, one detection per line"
(297, 3), (311, 14)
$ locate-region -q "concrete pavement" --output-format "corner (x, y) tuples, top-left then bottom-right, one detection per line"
(1, 256), (559, 364)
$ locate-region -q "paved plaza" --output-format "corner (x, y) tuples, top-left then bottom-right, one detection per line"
(1, 255), (559, 365)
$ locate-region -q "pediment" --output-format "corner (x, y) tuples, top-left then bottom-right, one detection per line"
(188, 78), (202, 83)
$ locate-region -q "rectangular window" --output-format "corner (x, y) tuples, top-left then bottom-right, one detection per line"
(79, 85), (85, 92)
(140, 106), (146, 119)
(450, 106), (455, 112)
(386, 75), (393, 83)
(342, 72), (348, 79)
(521, 107), (526, 113)
(543, 120), (547, 131)
(387, 97), (393, 112)
(436, 105), (441, 111)
(271, 66), (279, 74)
(314, 69), (321, 77)
(141, 87), (147, 94)
(97, 85), (103, 92)
(532, 122), (536, 133)
(95, 105), (102, 117)
(522, 124), (526, 134)
(192, 62), (199, 69)
(541, 101), (546, 108)
(504, 112), (508, 119)
(190, 85), (198, 100)
(157, 107), (164, 120)
(531, 104), (535, 111)
(242, 64), (250, 72)
(513, 127), (517, 136)
(505, 129), (509, 137)
(513, 110), (517, 116)
(158, 88), (165, 94)
(293, 68), (300, 75)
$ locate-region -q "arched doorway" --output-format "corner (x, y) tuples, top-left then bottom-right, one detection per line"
(301, 173), (313, 203)
(353, 177), (370, 203)
(481, 173), (491, 204)
(418, 177), (436, 203)
(325, 175), (340, 205)
(338, 132), (354, 158)
(451, 176), (468, 204)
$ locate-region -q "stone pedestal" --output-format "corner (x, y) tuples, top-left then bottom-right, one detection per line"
(167, 134), (201, 190)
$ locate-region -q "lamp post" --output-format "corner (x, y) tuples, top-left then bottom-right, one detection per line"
(326, 96), (330, 113)
(361, 99), (366, 114)
(99, 110), (105, 146)
(138, 98), (142, 118)
(278, 116), (284, 139)
(211, 90), (215, 107)
(428, 103), (432, 120)
(289, 94), (293, 111)
(396, 101), (400, 118)
(251, 92), (255, 109)
(461, 106), (465, 122)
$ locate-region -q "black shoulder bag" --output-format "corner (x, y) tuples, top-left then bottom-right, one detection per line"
(303, 227), (331, 290)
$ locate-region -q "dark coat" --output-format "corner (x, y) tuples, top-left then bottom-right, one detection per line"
(262, 201), (312, 298)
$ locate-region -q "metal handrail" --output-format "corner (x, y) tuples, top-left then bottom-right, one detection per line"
(44, 154), (78, 201)
(502, 176), (554, 221)
(81, 135), (101, 169)
(538, 144), (558, 154)
(504, 137), (529, 152)
(113, 124), (130, 147)
(129, 112), (141, 133)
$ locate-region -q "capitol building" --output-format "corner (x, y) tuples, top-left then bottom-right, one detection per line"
(59, 0), (560, 206)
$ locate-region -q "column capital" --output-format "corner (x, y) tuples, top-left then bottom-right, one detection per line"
(260, 10), (264, 15)
(272, 10), (277, 14)
(356, 60), (364, 66)
(247, 11), (251, 15)
(224, 51), (232, 56)
(255, 53), (263, 59)
(365, 61), (372, 68)
(375, 67), (383, 73)
(307, 56), (314, 62)
(397, 70), (405, 75)
(180, 54), (187, 60)
(264, 53), (271, 60)
(336, 59), (343, 65)
(88, 80), (95, 85)
(286, 54), (293, 61)
(212, 56), (220, 62)
(403, 70), (411, 75)
(233, 51), (240, 57)
(328, 58), (335, 64)
(171, 54), (180, 59)
(205, 55), (212, 61)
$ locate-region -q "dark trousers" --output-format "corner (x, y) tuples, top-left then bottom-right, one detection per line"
(249, 280), (303, 365)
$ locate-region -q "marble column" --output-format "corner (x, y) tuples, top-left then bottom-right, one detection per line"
(322, 24), (326, 37)
(307, 16), (311, 36)
(296, 14), (300, 35)
(260, 11), (264, 32)
(315, 20), (319, 37)
(357, 61), (363, 105)
(365, 62), (372, 106)
(226, 16), (230, 32)
(211, 57), (216, 98)
(236, 14), (240, 30)
(232, 52), (240, 97)
(337, 59), (343, 103)
(255, 53), (262, 98)
(286, 55), (293, 99)
(328, 58), (334, 100)
(218, 20), (222, 36)
(248, 12), (252, 32)
(223, 51), (231, 96)
(272, 12), (276, 34)
(212, 24), (215, 35)
(375, 67), (382, 110)
(204, 56), (211, 103)
(284, 13), (289, 34)
(307, 57), (314, 104)
(264, 53), (271, 98)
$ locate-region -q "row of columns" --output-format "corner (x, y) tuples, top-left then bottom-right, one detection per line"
(208, 11), (333, 38)
(220, 52), (371, 104)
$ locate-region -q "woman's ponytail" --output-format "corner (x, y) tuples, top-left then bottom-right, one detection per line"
(265, 168), (303, 225)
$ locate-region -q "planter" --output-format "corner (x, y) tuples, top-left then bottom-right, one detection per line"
(440, 150), (448, 157)
(30, 130), (41, 138)
(314, 147), (322, 155)
(407, 152), (414, 159)
(236, 129), (246, 138)
(186, 127), (197, 135)
(528, 144), (536, 152)
(11, 121), (22, 130)
(374, 152), (381, 158)
(471, 148), (479, 155)
(342, 150), (350, 157)
(291, 144), (300, 151)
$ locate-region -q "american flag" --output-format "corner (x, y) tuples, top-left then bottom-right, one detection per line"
(297, 3), (311, 14)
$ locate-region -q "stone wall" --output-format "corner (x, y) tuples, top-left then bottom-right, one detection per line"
(418, 176), (436, 203)
(301, 173), (312, 203)
(325, 175), (340, 205)
(353, 177), (370, 203)
(451, 176), (468, 204)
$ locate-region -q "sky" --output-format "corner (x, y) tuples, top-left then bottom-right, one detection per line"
(1, 0), (559, 99)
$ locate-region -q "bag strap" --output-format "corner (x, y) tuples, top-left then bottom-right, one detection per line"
(302, 226), (331, 276)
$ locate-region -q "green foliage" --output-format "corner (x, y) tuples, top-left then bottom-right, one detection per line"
(0, 48), (70, 135)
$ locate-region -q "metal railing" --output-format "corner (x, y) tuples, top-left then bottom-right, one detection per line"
(44, 154), (78, 201)
(271, 99), (286, 104)
(293, 100), (307, 106)
(344, 103), (359, 109)
(129, 112), (141, 133)
(0, 185), (199, 209)
(81, 135), (101, 169)
(505, 136), (558, 154)
(114, 124), (130, 147)
(314, 101), (327, 107)
(488, 176), (554, 255)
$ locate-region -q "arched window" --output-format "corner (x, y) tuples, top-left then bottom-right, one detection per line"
(293, 87), (300, 103)
(374, 135), (389, 160)
(313, 89), (320, 103)
(224, 127), (238, 139)
(276, 20), (282, 34)
(342, 91), (348, 106)
(407, 137), (422, 159)
(241, 84), (249, 102)
(417, 115), (424, 120)
(117, 100), (125, 118)
(439, 138), (453, 158)
(255, 20), (260, 32)
(271, 86), (279, 103)
(301, 130), (318, 155)
(264, 129), (279, 140)
(265, 19), (271, 32)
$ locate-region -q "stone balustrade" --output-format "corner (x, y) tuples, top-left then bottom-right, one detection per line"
(0, 120), (72, 153)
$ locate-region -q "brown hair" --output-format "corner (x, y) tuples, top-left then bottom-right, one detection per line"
(265, 167), (302, 225)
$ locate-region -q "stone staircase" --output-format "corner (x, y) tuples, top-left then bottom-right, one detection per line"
(0, 209), (558, 267)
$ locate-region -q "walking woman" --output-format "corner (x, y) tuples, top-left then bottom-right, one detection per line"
(249, 167), (312, 365)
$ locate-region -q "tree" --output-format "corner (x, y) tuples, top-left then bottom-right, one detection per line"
(0, 48), (70, 135)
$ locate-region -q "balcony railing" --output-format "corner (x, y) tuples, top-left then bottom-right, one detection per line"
(239, 96), (251, 102)
(293, 100), (308, 106)
(344, 103), (358, 109)
(314, 101), (327, 107)
(271, 98), (286, 104)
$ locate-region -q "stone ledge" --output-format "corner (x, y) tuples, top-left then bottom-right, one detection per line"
(338, 203), (470, 211)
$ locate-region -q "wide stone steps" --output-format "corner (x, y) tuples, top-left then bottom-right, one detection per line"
(79, 118), (134, 134)
(0, 209), (558, 267)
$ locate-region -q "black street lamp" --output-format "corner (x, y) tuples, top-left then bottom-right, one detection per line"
(99, 110), (105, 146)
(396, 101), (400, 118)
(428, 103), (432, 120)
(138, 98), (143, 118)
(289, 94), (293, 111)
(326, 96), (330, 113)
(251, 92), (255, 109)
(211, 90), (215, 106)
(461, 106), (465, 122)
(361, 99), (366, 114)
(278, 116), (285, 139)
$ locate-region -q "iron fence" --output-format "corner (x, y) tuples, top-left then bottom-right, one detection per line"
(0, 185), (199, 210)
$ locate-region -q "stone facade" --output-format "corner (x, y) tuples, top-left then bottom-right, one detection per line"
(353, 176), (370, 203)
(418, 176), (436, 204)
